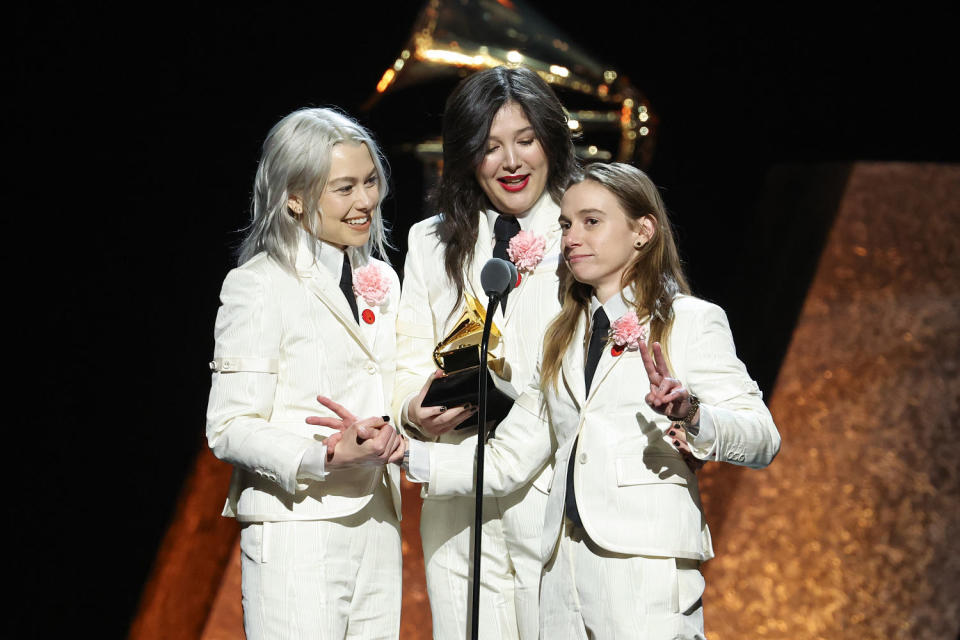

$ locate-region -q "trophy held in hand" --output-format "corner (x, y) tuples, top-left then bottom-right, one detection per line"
(422, 293), (516, 430)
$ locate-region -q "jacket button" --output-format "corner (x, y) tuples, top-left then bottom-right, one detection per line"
(366, 363), (378, 374)
(579, 452), (588, 464)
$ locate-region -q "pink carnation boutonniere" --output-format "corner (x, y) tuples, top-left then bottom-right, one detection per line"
(507, 230), (546, 275)
(609, 311), (648, 356)
(352, 263), (391, 307)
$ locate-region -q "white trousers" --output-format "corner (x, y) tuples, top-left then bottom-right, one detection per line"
(239, 481), (401, 639)
(420, 482), (547, 640)
(540, 521), (706, 640)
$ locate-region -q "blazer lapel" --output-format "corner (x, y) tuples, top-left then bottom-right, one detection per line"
(583, 313), (652, 406)
(560, 313), (587, 409)
(297, 245), (377, 362)
(465, 211), (498, 322)
(584, 343), (629, 406)
(502, 194), (562, 324)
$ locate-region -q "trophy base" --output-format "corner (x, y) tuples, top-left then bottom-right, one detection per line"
(421, 366), (515, 430)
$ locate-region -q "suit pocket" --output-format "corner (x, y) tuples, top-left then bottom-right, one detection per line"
(531, 464), (552, 494)
(676, 558), (705, 615)
(239, 521), (272, 564)
(615, 453), (690, 486)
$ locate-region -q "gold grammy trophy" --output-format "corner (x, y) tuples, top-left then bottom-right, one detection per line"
(421, 293), (515, 429)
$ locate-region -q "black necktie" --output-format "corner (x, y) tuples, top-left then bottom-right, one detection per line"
(565, 306), (610, 530)
(584, 307), (610, 395)
(339, 256), (359, 324)
(492, 214), (521, 261)
(492, 215), (521, 312)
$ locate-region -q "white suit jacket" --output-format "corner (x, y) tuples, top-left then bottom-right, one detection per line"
(206, 236), (402, 523)
(424, 295), (781, 562)
(393, 192), (563, 494)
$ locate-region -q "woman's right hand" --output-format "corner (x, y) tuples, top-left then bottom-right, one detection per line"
(307, 397), (405, 469)
(406, 370), (477, 437)
(324, 417), (404, 470)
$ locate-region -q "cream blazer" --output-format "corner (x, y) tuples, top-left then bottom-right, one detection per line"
(393, 193), (564, 494)
(206, 237), (402, 523)
(425, 295), (781, 562)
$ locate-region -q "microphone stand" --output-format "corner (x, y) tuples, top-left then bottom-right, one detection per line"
(470, 293), (501, 640)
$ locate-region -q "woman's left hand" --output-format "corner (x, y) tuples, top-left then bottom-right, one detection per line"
(639, 340), (697, 422)
(307, 396), (406, 465)
(667, 425), (706, 473)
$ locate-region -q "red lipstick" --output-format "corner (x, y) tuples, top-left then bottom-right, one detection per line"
(498, 174), (530, 192)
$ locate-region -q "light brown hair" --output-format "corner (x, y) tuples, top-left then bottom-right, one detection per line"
(540, 162), (691, 390)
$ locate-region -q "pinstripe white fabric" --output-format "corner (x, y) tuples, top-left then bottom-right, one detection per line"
(206, 234), (403, 522)
(539, 521), (706, 640)
(423, 296), (780, 563)
(420, 497), (516, 639)
(420, 484), (548, 640)
(240, 480), (402, 639)
(420, 295), (779, 638)
(207, 233), (404, 638)
(394, 192), (563, 640)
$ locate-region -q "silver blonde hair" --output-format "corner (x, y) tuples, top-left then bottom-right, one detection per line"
(239, 107), (391, 271)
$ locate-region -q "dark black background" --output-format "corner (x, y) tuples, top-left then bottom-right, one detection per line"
(12, 2), (954, 635)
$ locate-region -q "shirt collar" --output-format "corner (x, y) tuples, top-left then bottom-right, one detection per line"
(483, 189), (555, 241)
(296, 228), (350, 278)
(589, 288), (633, 330)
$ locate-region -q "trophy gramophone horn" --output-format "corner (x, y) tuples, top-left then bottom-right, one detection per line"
(433, 293), (505, 375)
(364, 0), (657, 167)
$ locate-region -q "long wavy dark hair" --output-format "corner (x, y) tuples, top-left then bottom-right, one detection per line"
(433, 66), (578, 309)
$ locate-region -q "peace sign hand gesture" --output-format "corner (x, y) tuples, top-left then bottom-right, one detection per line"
(638, 340), (698, 424)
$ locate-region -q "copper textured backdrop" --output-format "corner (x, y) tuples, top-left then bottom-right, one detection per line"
(131, 163), (960, 638)
(698, 162), (960, 638)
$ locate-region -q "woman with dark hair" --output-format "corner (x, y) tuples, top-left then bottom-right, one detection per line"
(394, 66), (578, 639)
(386, 162), (781, 638)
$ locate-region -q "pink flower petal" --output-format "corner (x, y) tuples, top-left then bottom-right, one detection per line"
(610, 311), (644, 350)
(352, 264), (390, 307)
(507, 230), (546, 272)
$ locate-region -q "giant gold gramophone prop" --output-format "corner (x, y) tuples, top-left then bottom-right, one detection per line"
(364, 3), (658, 638)
(365, 0), (658, 172)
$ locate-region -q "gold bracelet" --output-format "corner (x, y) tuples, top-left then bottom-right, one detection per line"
(669, 394), (700, 427)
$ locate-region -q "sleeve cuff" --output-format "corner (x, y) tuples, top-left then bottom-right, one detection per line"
(296, 443), (329, 489)
(688, 406), (718, 460)
(405, 438), (430, 483)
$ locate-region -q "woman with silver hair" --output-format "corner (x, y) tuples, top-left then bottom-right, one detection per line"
(206, 107), (405, 639)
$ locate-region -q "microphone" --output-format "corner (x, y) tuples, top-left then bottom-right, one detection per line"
(480, 258), (519, 298)
(472, 257), (519, 639)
